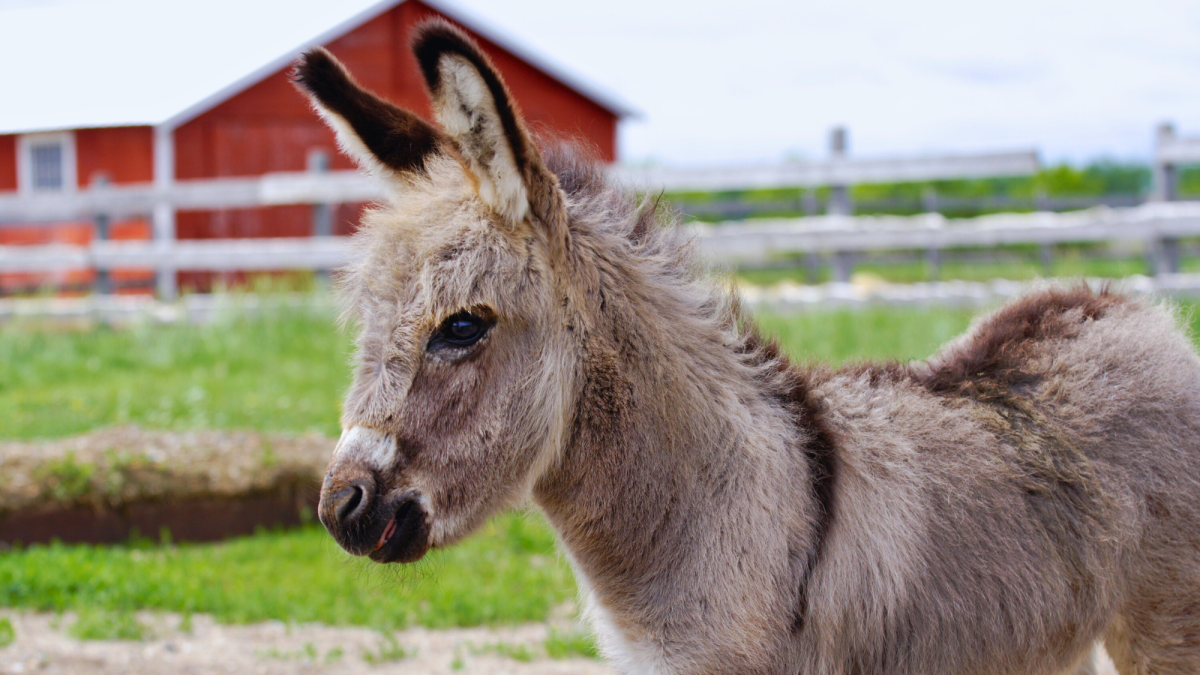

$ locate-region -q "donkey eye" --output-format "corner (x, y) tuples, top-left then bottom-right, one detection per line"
(429, 311), (492, 352)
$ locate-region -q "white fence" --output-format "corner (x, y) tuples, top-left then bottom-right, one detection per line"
(1155, 123), (1200, 201)
(699, 201), (1200, 277)
(609, 149), (1040, 193)
(3, 201), (1199, 283)
(0, 170), (381, 222)
(2, 121), (1199, 298)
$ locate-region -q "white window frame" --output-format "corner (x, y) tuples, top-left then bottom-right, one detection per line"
(17, 130), (77, 194)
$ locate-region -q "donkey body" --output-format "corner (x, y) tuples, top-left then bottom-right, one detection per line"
(295, 23), (1200, 674)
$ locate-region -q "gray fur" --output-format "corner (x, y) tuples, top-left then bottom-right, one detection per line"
(297, 28), (1200, 675)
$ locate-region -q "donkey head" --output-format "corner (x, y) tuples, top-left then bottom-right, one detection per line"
(294, 21), (580, 563)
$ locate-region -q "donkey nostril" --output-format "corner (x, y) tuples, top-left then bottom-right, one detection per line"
(332, 480), (373, 525)
(336, 486), (363, 521)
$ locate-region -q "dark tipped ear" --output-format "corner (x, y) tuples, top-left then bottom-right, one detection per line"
(411, 21), (568, 244)
(293, 47), (445, 179)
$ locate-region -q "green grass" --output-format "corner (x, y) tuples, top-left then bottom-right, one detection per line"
(755, 306), (977, 365)
(0, 617), (13, 648)
(545, 629), (600, 659)
(361, 632), (416, 663)
(469, 640), (537, 662)
(0, 512), (574, 630)
(68, 608), (147, 641)
(0, 302), (352, 440)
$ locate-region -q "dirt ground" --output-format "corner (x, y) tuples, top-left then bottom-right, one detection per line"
(0, 608), (1123, 675)
(0, 611), (614, 675)
(0, 426), (331, 515)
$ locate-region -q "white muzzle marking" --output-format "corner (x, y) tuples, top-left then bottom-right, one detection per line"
(334, 426), (398, 470)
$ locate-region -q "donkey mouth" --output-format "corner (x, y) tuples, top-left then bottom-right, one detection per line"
(368, 497), (430, 564)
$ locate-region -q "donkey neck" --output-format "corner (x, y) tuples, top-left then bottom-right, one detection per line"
(533, 262), (823, 660)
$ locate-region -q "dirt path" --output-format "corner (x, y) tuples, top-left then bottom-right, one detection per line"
(0, 609), (1126, 674)
(0, 611), (614, 675)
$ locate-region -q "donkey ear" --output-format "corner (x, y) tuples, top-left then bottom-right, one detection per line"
(293, 47), (445, 181)
(412, 21), (568, 240)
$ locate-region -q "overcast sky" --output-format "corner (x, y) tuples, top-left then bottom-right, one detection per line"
(450, 0), (1200, 165)
(3, 0), (1198, 166)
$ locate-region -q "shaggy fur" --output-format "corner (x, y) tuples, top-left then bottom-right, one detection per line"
(296, 22), (1200, 675)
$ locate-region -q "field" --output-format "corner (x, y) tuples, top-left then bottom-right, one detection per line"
(1, 296), (1196, 646)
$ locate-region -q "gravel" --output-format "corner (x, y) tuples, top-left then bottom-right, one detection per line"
(0, 611), (614, 675)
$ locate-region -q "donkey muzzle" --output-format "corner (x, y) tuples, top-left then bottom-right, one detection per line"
(319, 427), (430, 563)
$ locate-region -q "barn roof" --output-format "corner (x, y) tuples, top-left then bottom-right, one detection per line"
(0, 0), (633, 136)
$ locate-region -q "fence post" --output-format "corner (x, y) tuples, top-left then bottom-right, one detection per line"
(1148, 237), (1181, 276)
(804, 251), (821, 284)
(827, 127), (852, 216)
(802, 190), (819, 216)
(308, 150), (332, 237)
(1151, 123), (1181, 275)
(308, 149), (333, 285)
(1034, 188), (1049, 212)
(91, 174), (111, 295)
(831, 251), (854, 283)
(925, 248), (941, 281)
(1153, 122), (1178, 203)
(921, 186), (938, 214)
(1039, 242), (1055, 275)
(153, 125), (177, 300)
(922, 187), (941, 280)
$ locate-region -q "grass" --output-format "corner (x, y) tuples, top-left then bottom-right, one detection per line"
(469, 640), (537, 662)
(0, 512), (574, 630)
(755, 306), (977, 365)
(545, 628), (600, 659)
(0, 301), (352, 440)
(361, 632), (416, 663)
(68, 608), (147, 641)
(4, 299), (1200, 638)
(0, 617), (13, 648)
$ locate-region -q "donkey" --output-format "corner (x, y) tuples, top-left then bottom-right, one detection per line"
(294, 21), (1200, 675)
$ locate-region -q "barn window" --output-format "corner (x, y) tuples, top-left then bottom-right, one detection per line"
(18, 131), (76, 193)
(30, 143), (63, 190)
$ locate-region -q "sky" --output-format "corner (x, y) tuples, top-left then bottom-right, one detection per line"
(2, 0), (1199, 166)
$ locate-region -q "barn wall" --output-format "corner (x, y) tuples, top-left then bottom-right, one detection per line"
(0, 127), (155, 295)
(175, 0), (617, 183)
(76, 126), (154, 187)
(0, 135), (17, 192)
(170, 0), (618, 289)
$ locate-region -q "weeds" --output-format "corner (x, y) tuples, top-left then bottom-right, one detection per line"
(361, 632), (415, 663)
(35, 452), (96, 502)
(467, 640), (536, 662)
(68, 609), (145, 641)
(545, 628), (599, 659)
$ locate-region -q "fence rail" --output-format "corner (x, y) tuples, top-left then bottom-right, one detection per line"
(0, 170), (383, 223)
(3, 202), (1199, 283)
(0, 237), (353, 273)
(2, 120), (1198, 299)
(698, 201), (1200, 259)
(609, 149), (1040, 193)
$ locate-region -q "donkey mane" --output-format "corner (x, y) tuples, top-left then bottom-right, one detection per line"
(543, 141), (844, 630)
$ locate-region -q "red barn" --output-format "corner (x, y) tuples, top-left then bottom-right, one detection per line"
(0, 0), (629, 294)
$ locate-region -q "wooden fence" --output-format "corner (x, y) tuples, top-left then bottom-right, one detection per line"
(4, 201), (1200, 285)
(2, 122), (1199, 296)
